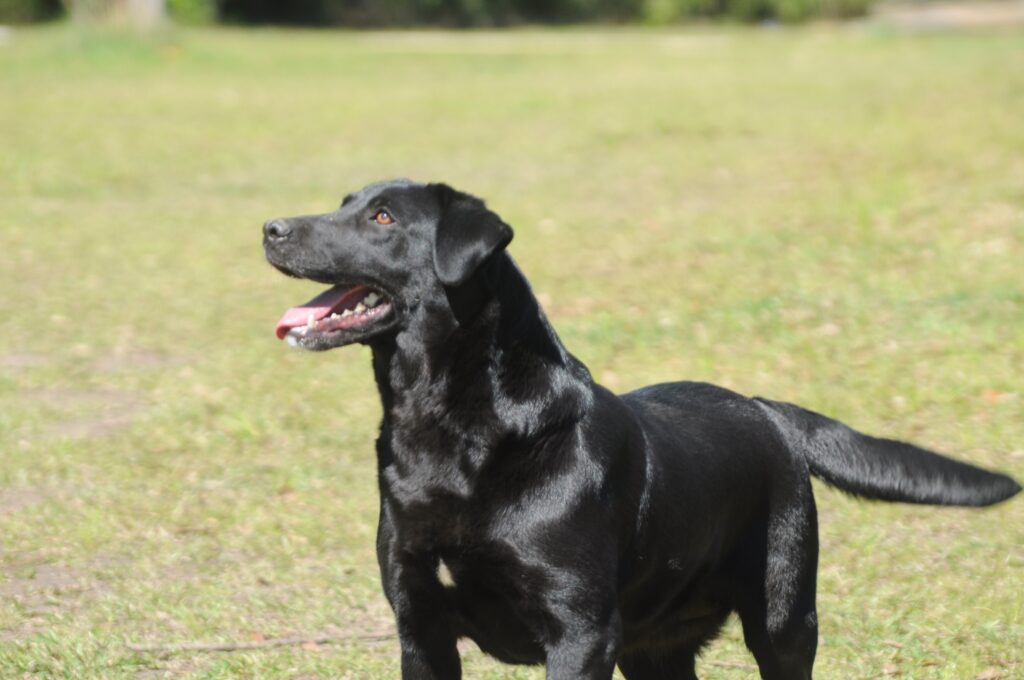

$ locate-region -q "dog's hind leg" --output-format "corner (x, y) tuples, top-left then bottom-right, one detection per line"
(734, 474), (819, 680)
(617, 647), (699, 680)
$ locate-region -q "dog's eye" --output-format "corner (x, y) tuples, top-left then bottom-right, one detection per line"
(373, 209), (394, 226)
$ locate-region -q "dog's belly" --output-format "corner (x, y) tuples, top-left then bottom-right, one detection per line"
(618, 567), (734, 654)
(443, 555), (733, 663)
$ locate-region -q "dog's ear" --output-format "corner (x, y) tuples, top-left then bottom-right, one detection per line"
(430, 183), (513, 287)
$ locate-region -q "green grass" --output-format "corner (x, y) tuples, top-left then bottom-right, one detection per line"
(1, 22), (1022, 679)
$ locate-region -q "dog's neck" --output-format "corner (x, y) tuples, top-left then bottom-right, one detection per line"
(370, 254), (592, 444)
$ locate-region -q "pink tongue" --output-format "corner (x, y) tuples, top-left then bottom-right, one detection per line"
(275, 285), (367, 339)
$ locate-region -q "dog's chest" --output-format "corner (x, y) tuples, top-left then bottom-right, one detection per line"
(381, 453), (476, 528)
(384, 429), (474, 492)
(378, 422), (498, 542)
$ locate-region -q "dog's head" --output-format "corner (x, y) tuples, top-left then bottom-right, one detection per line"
(264, 179), (513, 351)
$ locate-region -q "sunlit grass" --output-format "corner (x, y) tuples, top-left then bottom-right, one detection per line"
(1, 23), (1022, 678)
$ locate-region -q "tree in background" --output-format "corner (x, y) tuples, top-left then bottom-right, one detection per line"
(0, 0), (61, 22)
(1, 0), (876, 26)
(215, 0), (871, 25)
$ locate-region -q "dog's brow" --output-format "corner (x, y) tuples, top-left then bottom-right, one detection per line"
(340, 194), (355, 207)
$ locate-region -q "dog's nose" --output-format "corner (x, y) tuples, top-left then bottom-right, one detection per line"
(264, 219), (292, 241)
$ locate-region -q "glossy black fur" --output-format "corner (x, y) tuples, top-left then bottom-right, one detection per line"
(263, 180), (1021, 680)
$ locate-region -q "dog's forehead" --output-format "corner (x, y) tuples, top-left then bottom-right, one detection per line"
(340, 179), (422, 210)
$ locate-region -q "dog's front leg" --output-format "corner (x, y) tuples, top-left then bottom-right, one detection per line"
(378, 526), (459, 679)
(383, 553), (460, 679)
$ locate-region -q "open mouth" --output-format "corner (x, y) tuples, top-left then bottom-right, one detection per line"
(275, 284), (394, 350)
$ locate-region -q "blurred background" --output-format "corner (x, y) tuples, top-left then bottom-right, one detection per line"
(0, 0), (891, 27)
(6, 0), (1024, 26)
(1, 1), (1022, 678)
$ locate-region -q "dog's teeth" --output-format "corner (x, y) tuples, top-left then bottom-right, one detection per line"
(306, 313), (315, 329)
(354, 303), (367, 314)
(330, 313), (339, 319)
(364, 292), (380, 308)
(341, 309), (354, 317)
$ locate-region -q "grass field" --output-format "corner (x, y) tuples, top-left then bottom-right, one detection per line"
(1, 22), (1022, 679)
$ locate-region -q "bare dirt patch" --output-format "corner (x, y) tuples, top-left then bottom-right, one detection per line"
(0, 563), (89, 605)
(93, 350), (190, 374)
(0, 488), (45, 515)
(0, 353), (50, 371)
(132, 660), (201, 679)
(877, 1), (1024, 29)
(2, 348), (189, 375)
(0, 562), (105, 641)
(20, 387), (149, 441)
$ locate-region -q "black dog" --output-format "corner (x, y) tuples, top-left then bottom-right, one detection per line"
(264, 179), (1020, 680)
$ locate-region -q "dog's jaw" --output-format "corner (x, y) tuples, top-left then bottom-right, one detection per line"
(276, 283), (400, 351)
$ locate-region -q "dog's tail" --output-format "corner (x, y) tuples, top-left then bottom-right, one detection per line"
(755, 398), (1021, 507)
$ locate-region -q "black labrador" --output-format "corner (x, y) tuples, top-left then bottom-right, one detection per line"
(263, 179), (1020, 680)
